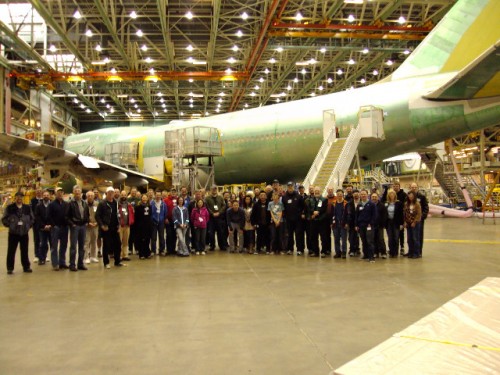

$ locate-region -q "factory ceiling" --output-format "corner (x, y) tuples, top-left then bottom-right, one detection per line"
(0, 0), (456, 125)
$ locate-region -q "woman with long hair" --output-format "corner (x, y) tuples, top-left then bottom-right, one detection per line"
(404, 191), (422, 259)
(191, 199), (210, 255)
(385, 189), (404, 258)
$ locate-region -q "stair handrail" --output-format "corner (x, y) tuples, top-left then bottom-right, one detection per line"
(302, 125), (338, 190)
(322, 125), (361, 195)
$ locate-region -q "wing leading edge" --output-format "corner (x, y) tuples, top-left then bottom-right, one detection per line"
(0, 133), (161, 187)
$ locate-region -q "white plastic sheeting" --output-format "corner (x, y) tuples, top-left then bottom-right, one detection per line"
(334, 277), (500, 374)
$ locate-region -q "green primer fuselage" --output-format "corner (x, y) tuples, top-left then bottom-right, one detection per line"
(65, 72), (500, 185)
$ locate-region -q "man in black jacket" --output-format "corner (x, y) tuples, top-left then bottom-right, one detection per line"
(2, 191), (34, 274)
(251, 192), (271, 254)
(96, 187), (124, 269)
(30, 188), (43, 263)
(34, 190), (52, 265)
(283, 182), (305, 255)
(355, 189), (377, 262)
(48, 187), (69, 270)
(67, 185), (90, 271)
(226, 200), (245, 253)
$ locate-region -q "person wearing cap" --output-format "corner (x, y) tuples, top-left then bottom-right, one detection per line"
(2, 191), (34, 274)
(251, 191), (271, 254)
(346, 189), (361, 257)
(267, 179), (280, 201)
(283, 182), (305, 256)
(305, 187), (328, 257)
(96, 186), (125, 268)
(48, 188), (70, 270)
(84, 190), (99, 264)
(117, 190), (135, 261)
(205, 185), (227, 251)
(66, 185), (90, 271)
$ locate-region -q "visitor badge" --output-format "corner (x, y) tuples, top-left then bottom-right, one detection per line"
(214, 205), (218, 211)
(93, 206), (97, 212)
(18, 221), (23, 226)
(288, 199), (292, 204)
(199, 217), (204, 222)
(173, 199), (177, 205)
(367, 225), (371, 231)
(359, 207), (364, 211)
(317, 201), (322, 207)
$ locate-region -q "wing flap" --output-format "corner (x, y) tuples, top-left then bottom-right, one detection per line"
(424, 41), (500, 100)
(0, 133), (161, 187)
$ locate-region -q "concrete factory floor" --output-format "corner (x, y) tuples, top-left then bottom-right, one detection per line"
(1, 217), (499, 375)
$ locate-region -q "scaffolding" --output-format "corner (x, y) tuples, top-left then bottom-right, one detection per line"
(164, 126), (222, 192)
(104, 142), (139, 171)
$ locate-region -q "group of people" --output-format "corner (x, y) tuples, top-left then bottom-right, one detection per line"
(2, 179), (428, 274)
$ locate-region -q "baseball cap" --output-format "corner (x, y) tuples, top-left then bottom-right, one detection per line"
(106, 186), (115, 193)
(14, 191), (24, 197)
(287, 181), (293, 186)
(272, 179), (279, 184)
(298, 185), (305, 189)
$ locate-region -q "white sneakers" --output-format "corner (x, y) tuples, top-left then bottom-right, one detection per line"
(84, 258), (91, 264)
(90, 258), (99, 263)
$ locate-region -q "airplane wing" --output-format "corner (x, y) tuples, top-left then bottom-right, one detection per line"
(0, 133), (161, 187)
(424, 41), (500, 100)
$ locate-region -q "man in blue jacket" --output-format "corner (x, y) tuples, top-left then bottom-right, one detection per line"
(151, 191), (167, 255)
(355, 189), (377, 263)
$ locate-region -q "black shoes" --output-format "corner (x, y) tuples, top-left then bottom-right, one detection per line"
(77, 265), (88, 270)
(69, 266), (78, 272)
(333, 254), (342, 259)
(23, 268), (33, 273)
(59, 265), (70, 269)
(7, 270), (13, 275)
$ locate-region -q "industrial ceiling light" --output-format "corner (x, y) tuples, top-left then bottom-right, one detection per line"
(145, 57), (152, 63)
(347, 14), (355, 22)
(337, 69), (343, 75)
(236, 30), (243, 37)
(130, 11), (138, 19)
(398, 16), (406, 24)
(327, 77), (333, 83)
(96, 44), (102, 52)
(295, 12), (303, 21)
(373, 69), (379, 75)
(241, 12), (249, 20)
(227, 57), (236, 64)
(73, 10), (82, 19)
(348, 59), (355, 64)
(320, 47), (326, 53)
(49, 45), (57, 53)
(277, 47), (283, 52)
(185, 11), (194, 20)
(269, 58), (276, 63)
(141, 44), (148, 51)
(85, 29), (93, 37)
(259, 77), (264, 83)
(136, 29), (143, 37)
(386, 59), (394, 66)
(362, 48), (369, 54)
(186, 44), (194, 51)
(232, 45), (239, 52)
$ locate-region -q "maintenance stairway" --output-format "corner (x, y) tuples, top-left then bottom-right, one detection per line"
(419, 149), (466, 204)
(303, 106), (385, 194)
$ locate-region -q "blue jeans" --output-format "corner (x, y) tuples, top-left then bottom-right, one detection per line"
(386, 220), (400, 257)
(332, 225), (348, 255)
(151, 221), (165, 253)
(51, 225), (68, 267)
(407, 222), (421, 257)
(39, 229), (51, 261)
(70, 224), (86, 267)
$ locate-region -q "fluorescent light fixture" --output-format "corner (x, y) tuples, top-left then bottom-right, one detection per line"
(264, 68), (270, 74)
(141, 44), (148, 51)
(398, 16), (406, 24)
(73, 10), (82, 19)
(348, 59), (355, 65)
(293, 78), (299, 83)
(185, 11), (193, 19)
(318, 85), (324, 91)
(295, 12), (303, 21)
(337, 69), (343, 75)
(186, 44), (194, 51)
(145, 57), (152, 63)
(386, 59), (393, 66)
(130, 11), (137, 19)
(96, 44), (102, 52)
(362, 48), (369, 54)
(136, 29), (143, 37)
(320, 47), (326, 53)
(232, 45), (239, 52)
(277, 47), (283, 52)
(227, 57), (236, 64)
(259, 77), (264, 83)
(49, 45), (57, 53)
(236, 30), (243, 37)
(269, 58), (276, 64)
(241, 12), (249, 20)
(347, 14), (355, 22)
(327, 77), (333, 83)
(372, 69), (379, 75)
(117, 94), (128, 98)
(360, 78), (366, 84)
(85, 29), (93, 37)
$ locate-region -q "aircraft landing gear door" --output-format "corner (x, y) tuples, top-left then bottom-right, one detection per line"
(358, 106), (385, 140)
(323, 110), (336, 141)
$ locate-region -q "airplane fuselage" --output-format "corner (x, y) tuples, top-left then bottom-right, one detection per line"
(65, 72), (500, 186)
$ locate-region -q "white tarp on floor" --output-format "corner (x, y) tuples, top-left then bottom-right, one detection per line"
(334, 277), (500, 374)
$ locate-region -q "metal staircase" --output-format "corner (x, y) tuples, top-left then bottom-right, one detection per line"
(419, 149), (465, 204)
(303, 125), (361, 194)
